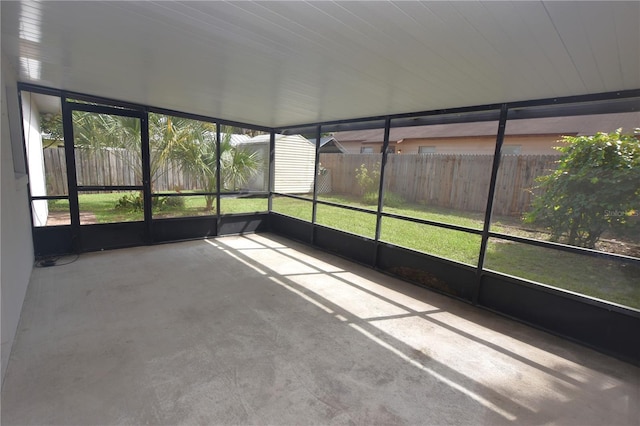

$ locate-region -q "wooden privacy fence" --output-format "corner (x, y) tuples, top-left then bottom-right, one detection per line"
(45, 148), (559, 216)
(44, 148), (204, 193)
(319, 153), (559, 216)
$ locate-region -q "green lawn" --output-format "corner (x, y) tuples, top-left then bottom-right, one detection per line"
(49, 192), (640, 309)
(274, 194), (640, 309)
(50, 192), (269, 223)
(484, 240), (640, 309)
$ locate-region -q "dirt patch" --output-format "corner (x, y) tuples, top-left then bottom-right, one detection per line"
(494, 224), (640, 258)
(596, 239), (640, 258)
(388, 266), (461, 296)
(46, 211), (98, 226)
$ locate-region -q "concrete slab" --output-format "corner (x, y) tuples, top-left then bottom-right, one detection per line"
(1, 233), (638, 425)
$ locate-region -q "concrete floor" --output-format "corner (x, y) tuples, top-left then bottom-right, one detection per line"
(1, 233), (638, 425)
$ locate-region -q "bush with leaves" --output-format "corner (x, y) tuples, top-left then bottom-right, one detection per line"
(355, 162), (404, 207)
(115, 192), (144, 212)
(40, 113), (64, 140)
(115, 192), (185, 212)
(525, 129), (640, 248)
(355, 162), (379, 195)
(154, 195), (185, 211)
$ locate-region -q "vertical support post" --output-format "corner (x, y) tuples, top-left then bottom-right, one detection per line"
(140, 111), (152, 243)
(311, 125), (322, 245)
(268, 130), (276, 211)
(61, 95), (81, 252)
(473, 103), (508, 304)
(215, 123), (222, 233)
(373, 117), (391, 267)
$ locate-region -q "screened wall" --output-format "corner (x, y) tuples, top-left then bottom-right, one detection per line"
(19, 83), (640, 364)
(21, 86), (272, 253)
(275, 97), (639, 315)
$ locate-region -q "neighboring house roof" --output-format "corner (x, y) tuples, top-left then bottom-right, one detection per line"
(334, 112), (639, 144)
(307, 136), (347, 153)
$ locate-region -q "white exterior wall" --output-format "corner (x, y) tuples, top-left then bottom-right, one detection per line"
(274, 135), (315, 194)
(1, 54), (35, 384)
(21, 93), (48, 225)
(242, 143), (269, 191)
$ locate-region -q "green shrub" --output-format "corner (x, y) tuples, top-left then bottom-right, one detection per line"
(115, 192), (144, 212)
(525, 129), (640, 248)
(115, 192), (186, 212)
(155, 195), (185, 211)
(356, 162), (405, 208)
(355, 163), (379, 195)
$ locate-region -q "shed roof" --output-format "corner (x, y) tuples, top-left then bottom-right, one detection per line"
(306, 136), (347, 153)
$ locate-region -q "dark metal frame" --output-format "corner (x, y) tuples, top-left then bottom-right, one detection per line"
(65, 100), (149, 248)
(278, 89), (639, 134)
(16, 81), (640, 363)
(19, 82), (270, 254)
(275, 89), (640, 270)
(267, 131), (276, 212)
(473, 104), (508, 303)
(373, 118), (391, 265)
(271, 89), (640, 364)
(311, 125), (322, 228)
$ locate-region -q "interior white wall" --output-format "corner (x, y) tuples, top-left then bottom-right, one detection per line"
(21, 92), (47, 226)
(1, 53), (35, 384)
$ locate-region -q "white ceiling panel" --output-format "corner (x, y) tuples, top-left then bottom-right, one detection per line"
(2, 1), (638, 128)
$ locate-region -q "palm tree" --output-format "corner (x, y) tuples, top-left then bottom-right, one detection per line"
(72, 112), (262, 211)
(72, 111), (144, 185)
(156, 119), (261, 211)
(149, 114), (216, 193)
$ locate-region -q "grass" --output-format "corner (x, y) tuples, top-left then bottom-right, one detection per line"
(316, 204), (377, 238)
(79, 192), (144, 223)
(484, 240), (640, 309)
(275, 193), (640, 309)
(48, 192), (269, 223)
(48, 192), (640, 309)
(272, 196), (313, 221)
(381, 217), (482, 266)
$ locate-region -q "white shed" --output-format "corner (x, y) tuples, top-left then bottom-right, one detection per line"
(235, 134), (316, 194)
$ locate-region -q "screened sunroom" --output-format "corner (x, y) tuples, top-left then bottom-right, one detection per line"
(1, 2), (638, 425)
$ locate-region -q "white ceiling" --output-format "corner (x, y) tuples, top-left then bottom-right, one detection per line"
(2, 1), (639, 128)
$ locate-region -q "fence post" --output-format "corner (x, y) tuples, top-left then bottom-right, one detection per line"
(311, 125), (322, 245)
